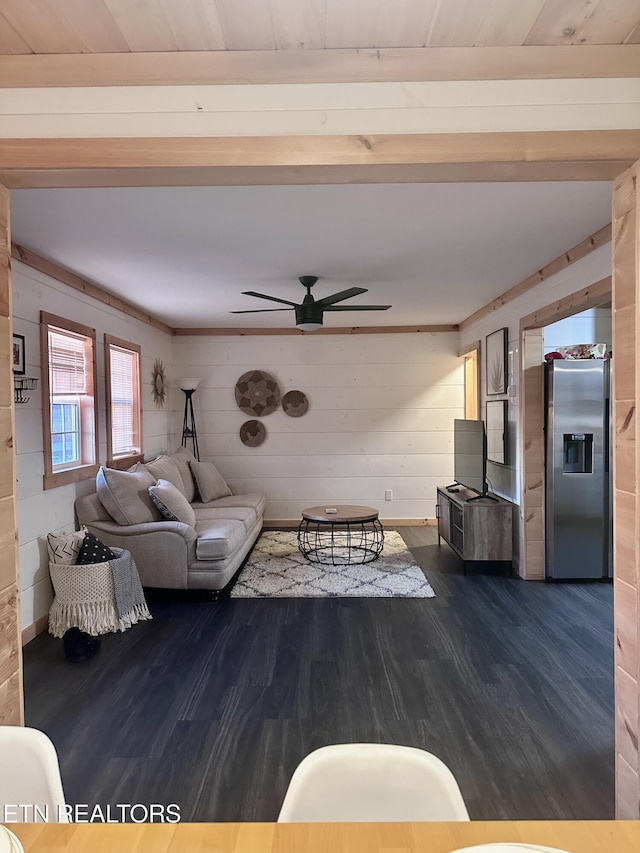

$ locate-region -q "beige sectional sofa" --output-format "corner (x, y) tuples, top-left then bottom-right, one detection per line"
(75, 447), (265, 592)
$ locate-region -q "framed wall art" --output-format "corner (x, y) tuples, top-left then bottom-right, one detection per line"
(486, 327), (507, 395)
(12, 334), (25, 375)
(486, 399), (507, 465)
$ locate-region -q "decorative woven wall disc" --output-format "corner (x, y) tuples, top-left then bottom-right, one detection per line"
(235, 370), (281, 416)
(282, 390), (309, 418)
(240, 420), (267, 447)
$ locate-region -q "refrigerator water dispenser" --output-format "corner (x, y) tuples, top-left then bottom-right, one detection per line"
(563, 433), (593, 473)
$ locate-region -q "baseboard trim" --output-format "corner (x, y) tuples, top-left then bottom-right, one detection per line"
(22, 615), (49, 646)
(265, 517), (435, 529)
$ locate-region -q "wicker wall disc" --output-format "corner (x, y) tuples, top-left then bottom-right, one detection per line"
(282, 390), (309, 417)
(235, 369), (281, 416)
(240, 420), (267, 447)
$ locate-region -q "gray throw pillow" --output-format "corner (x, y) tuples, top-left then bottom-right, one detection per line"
(169, 447), (197, 503)
(144, 455), (186, 496)
(189, 459), (232, 503)
(148, 479), (196, 527)
(96, 466), (162, 526)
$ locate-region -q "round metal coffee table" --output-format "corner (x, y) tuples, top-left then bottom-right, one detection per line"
(297, 505), (384, 566)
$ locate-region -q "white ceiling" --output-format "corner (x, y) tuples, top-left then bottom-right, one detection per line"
(10, 183), (613, 329)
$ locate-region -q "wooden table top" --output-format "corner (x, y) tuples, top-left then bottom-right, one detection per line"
(301, 504), (380, 523)
(8, 820), (640, 852)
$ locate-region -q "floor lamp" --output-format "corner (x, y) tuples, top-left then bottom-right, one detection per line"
(180, 378), (201, 460)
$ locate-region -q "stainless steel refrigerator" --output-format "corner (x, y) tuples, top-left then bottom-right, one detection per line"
(545, 359), (612, 580)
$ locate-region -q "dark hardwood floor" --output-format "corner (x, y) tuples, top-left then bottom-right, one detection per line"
(23, 526), (614, 822)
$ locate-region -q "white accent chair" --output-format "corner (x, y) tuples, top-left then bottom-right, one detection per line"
(278, 743), (470, 823)
(0, 727), (68, 823)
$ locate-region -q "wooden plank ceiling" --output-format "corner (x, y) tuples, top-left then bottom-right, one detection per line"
(0, 0), (639, 55)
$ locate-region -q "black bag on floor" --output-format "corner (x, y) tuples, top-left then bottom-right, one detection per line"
(63, 627), (101, 662)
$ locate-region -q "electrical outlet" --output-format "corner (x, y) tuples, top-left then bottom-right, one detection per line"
(385, 489), (393, 501)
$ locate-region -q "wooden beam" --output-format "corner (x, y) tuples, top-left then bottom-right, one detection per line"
(460, 223), (612, 330)
(0, 181), (21, 726)
(0, 161), (627, 189)
(612, 160), (640, 818)
(0, 132), (638, 189)
(12, 244), (173, 336)
(1, 133), (639, 170)
(1, 46), (639, 88)
(171, 325), (458, 336)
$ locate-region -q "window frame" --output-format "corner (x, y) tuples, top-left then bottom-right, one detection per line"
(104, 334), (143, 470)
(40, 311), (100, 490)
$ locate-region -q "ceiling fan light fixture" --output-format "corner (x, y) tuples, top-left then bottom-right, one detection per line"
(295, 303), (323, 331)
(231, 275), (391, 329)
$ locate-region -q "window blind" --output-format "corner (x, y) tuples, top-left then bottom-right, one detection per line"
(109, 345), (140, 456)
(49, 328), (87, 394)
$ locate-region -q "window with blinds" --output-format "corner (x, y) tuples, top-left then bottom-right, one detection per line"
(105, 336), (141, 464)
(41, 313), (98, 488)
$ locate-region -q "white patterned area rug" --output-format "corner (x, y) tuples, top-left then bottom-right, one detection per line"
(231, 530), (436, 598)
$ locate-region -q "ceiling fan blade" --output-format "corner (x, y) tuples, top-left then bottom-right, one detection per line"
(324, 305), (392, 311)
(230, 308), (292, 314)
(315, 287), (368, 307)
(241, 291), (298, 307)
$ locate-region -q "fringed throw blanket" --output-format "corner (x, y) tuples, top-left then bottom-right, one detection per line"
(49, 548), (152, 638)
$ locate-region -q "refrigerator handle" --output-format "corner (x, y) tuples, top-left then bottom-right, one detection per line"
(604, 397), (610, 474)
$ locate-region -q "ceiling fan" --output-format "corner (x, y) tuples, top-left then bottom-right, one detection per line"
(230, 275), (392, 330)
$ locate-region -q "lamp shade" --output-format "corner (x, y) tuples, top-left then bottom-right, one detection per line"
(179, 378), (201, 391)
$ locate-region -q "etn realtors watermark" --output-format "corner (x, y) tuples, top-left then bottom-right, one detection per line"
(2, 803), (181, 823)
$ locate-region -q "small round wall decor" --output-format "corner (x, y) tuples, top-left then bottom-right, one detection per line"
(282, 390), (309, 418)
(240, 420), (267, 447)
(235, 369), (280, 416)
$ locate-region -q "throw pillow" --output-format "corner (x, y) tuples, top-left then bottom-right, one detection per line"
(169, 447), (197, 503)
(189, 459), (232, 503)
(96, 465), (162, 526)
(148, 479), (196, 527)
(76, 532), (117, 565)
(144, 455), (186, 496)
(47, 527), (88, 565)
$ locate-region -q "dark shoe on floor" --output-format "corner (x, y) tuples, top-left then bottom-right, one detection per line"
(63, 627), (101, 662)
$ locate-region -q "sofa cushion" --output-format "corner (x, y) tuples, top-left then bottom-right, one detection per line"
(144, 455), (185, 496)
(195, 519), (246, 561)
(96, 466), (162, 526)
(149, 479), (196, 527)
(190, 459), (232, 503)
(193, 506), (257, 536)
(169, 447), (197, 503)
(195, 492), (266, 518)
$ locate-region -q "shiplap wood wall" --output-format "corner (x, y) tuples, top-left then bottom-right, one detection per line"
(12, 261), (175, 638)
(0, 184), (21, 724)
(612, 160), (639, 819)
(458, 245), (612, 575)
(173, 332), (463, 522)
(543, 308), (612, 354)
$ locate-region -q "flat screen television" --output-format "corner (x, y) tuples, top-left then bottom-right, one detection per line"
(453, 418), (487, 496)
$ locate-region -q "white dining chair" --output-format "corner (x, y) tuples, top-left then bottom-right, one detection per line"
(278, 743), (470, 822)
(0, 726), (68, 823)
